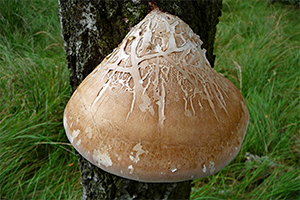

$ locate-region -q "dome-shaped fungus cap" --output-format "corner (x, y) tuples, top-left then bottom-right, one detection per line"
(63, 9), (249, 183)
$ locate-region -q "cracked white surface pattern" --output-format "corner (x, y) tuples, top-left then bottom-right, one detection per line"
(87, 9), (229, 125)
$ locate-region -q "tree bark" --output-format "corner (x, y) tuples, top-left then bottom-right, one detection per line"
(59, 0), (222, 199)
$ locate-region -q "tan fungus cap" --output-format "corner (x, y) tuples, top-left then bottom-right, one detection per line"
(63, 9), (249, 182)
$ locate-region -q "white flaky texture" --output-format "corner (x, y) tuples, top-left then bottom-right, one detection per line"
(64, 9), (249, 182)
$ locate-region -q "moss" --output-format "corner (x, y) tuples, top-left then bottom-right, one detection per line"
(121, 0), (148, 27)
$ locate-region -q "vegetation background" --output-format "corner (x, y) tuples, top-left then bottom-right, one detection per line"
(0, 0), (299, 199)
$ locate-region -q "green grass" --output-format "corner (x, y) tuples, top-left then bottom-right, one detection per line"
(0, 0), (299, 199)
(0, 0), (81, 199)
(192, 0), (300, 199)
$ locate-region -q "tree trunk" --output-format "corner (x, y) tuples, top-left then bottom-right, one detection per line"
(59, 0), (222, 199)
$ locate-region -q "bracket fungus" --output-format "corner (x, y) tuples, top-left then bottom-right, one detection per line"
(63, 9), (249, 183)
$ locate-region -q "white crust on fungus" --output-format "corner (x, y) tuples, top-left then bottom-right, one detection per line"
(93, 147), (113, 167)
(85, 127), (93, 139)
(87, 9), (229, 126)
(129, 143), (149, 163)
(72, 129), (80, 138)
